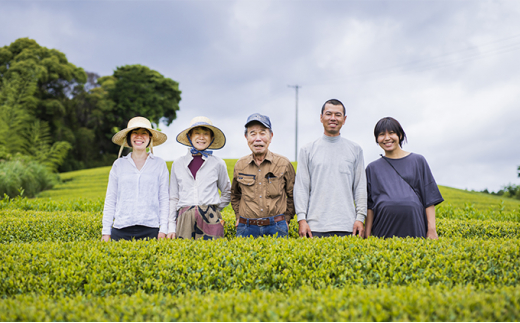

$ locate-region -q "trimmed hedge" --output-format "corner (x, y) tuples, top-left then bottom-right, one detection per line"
(1, 285), (519, 321)
(2, 207), (520, 243)
(1, 237), (519, 296)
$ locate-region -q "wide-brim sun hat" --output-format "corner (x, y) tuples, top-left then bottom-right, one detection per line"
(176, 116), (226, 150)
(112, 116), (168, 157)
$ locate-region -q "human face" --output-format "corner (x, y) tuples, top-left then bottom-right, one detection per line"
(320, 103), (346, 137)
(189, 127), (213, 151)
(377, 130), (401, 153)
(245, 124), (272, 157)
(130, 128), (150, 151)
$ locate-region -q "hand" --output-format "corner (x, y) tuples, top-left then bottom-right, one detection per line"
(352, 220), (364, 237)
(166, 232), (176, 239)
(427, 228), (438, 240)
(298, 220), (313, 238)
(235, 219), (239, 227)
(158, 232), (166, 239)
(101, 235), (110, 242)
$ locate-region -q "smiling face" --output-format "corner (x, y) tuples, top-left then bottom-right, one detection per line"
(129, 128), (151, 151)
(189, 126), (213, 151)
(377, 130), (401, 154)
(320, 103), (346, 137)
(245, 123), (272, 158)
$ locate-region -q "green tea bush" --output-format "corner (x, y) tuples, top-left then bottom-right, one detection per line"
(0, 209), (101, 243)
(438, 202), (520, 222)
(1, 285), (519, 321)
(0, 159), (58, 198)
(0, 196), (104, 212)
(3, 206), (520, 243)
(1, 237), (518, 296)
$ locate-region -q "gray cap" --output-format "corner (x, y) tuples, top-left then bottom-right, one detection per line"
(245, 113), (272, 130)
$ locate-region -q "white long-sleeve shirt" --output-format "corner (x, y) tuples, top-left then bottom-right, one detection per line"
(102, 153), (169, 235)
(294, 135), (367, 232)
(168, 151), (231, 233)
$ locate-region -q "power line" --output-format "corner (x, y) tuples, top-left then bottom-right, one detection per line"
(303, 33), (520, 86)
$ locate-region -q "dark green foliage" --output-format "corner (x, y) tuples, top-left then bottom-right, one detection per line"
(1, 38), (182, 173)
(101, 64), (181, 127)
(0, 158), (57, 198)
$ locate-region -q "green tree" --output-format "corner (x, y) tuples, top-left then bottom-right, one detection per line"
(1, 39), (182, 172)
(0, 38), (87, 137)
(99, 64), (181, 130)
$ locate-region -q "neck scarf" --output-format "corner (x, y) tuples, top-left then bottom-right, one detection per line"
(188, 136), (214, 158)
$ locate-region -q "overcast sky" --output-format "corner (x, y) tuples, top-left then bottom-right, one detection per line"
(1, 0), (519, 192)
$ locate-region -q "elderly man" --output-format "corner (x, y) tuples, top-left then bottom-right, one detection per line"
(294, 99), (367, 238)
(231, 113), (296, 238)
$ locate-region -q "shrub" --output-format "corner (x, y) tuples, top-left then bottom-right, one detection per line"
(0, 158), (58, 198)
(1, 285), (519, 321)
(1, 237), (518, 296)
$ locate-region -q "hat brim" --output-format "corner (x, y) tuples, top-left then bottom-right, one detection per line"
(112, 126), (167, 148)
(176, 122), (226, 150)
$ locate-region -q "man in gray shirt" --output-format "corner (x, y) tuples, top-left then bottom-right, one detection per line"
(294, 99), (367, 238)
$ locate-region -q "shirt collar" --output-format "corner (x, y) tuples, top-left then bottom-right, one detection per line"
(125, 152), (154, 159)
(322, 134), (341, 143)
(247, 150), (273, 165)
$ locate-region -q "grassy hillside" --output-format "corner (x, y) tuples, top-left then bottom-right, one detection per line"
(37, 159), (520, 213)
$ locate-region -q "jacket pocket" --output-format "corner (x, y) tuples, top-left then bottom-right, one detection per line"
(237, 173), (255, 186)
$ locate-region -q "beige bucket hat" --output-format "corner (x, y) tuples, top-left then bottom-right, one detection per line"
(176, 116), (226, 150)
(112, 116), (167, 157)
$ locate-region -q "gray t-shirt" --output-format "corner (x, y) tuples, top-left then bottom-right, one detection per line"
(366, 153), (444, 238)
(294, 135), (367, 232)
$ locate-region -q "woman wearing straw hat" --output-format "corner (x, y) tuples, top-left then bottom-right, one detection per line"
(101, 116), (170, 241)
(167, 116), (231, 239)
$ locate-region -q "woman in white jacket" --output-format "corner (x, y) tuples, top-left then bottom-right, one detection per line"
(101, 116), (169, 241)
(167, 116), (231, 240)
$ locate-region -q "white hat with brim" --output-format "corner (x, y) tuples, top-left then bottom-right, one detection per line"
(112, 116), (167, 157)
(176, 116), (226, 150)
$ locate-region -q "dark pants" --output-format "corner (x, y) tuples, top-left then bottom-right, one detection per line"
(312, 231), (352, 238)
(111, 225), (159, 241)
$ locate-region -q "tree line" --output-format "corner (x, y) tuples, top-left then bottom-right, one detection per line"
(0, 38), (181, 197)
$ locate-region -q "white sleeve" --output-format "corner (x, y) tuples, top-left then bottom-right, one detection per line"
(217, 160), (232, 211)
(294, 147), (311, 222)
(158, 161), (170, 234)
(353, 147), (367, 223)
(168, 162), (180, 234)
(102, 161), (118, 235)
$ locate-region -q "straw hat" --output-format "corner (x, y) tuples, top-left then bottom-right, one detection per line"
(176, 116), (226, 150)
(112, 116), (167, 157)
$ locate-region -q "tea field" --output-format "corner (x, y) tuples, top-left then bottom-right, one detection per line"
(1, 160), (520, 321)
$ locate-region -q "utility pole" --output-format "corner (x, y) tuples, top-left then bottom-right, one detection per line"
(288, 84), (301, 161)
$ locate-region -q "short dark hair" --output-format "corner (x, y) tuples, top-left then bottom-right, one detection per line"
(374, 117), (407, 147)
(188, 126), (214, 139)
(321, 99), (346, 115)
(126, 128), (152, 147)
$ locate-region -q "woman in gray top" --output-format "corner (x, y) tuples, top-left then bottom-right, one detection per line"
(365, 117), (443, 239)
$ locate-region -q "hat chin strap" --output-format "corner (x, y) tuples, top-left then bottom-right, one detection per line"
(118, 144), (125, 158)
